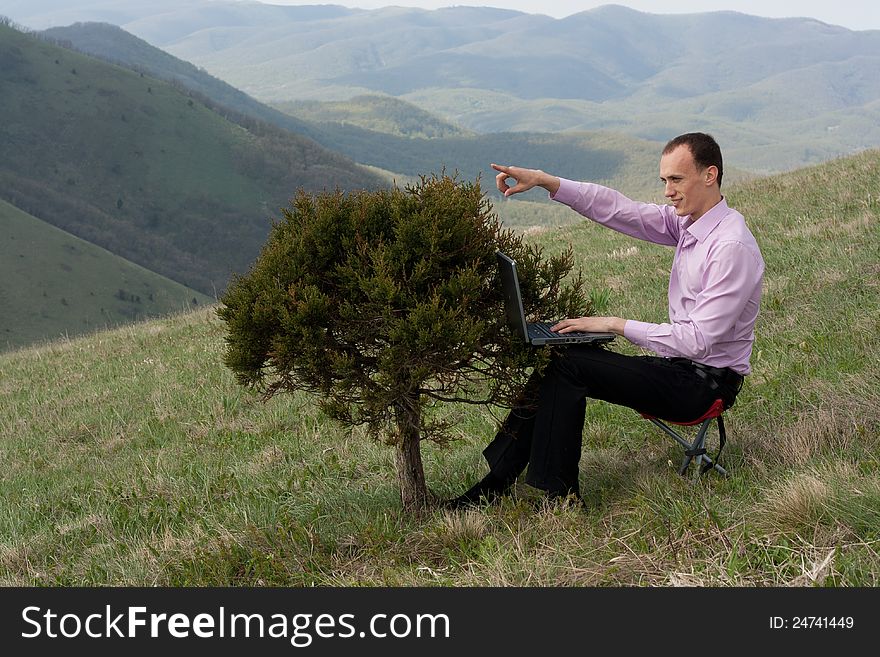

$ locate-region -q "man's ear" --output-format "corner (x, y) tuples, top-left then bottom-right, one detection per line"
(704, 165), (719, 186)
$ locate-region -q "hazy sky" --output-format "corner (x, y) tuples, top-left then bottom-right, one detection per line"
(263, 1), (880, 31)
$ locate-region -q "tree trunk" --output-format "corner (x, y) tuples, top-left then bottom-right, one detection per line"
(393, 397), (428, 513)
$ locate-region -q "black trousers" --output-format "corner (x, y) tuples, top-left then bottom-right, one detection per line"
(482, 346), (743, 496)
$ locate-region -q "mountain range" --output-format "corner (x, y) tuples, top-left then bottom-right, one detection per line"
(38, 20), (671, 201)
(5, 1), (879, 172)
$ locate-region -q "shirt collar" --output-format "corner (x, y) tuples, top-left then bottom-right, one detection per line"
(685, 197), (729, 242)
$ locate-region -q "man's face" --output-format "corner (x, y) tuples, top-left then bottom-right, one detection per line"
(659, 145), (718, 220)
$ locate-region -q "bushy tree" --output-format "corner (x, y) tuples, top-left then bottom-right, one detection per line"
(218, 174), (591, 512)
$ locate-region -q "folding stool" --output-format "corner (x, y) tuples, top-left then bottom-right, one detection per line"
(641, 398), (728, 476)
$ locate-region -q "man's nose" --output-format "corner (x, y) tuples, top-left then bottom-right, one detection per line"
(664, 183), (674, 197)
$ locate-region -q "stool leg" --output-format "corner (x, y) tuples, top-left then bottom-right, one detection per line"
(695, 421), (729, 476)
(678, 452), (693, 476)
(648, 418), (727, 477)
(680, 419), (712, 476)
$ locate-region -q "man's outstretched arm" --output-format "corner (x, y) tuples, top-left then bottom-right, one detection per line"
(492, 164), (626, 337)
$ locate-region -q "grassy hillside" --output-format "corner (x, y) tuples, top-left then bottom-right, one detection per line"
(292, 125), (672, 203)
(0, 200), (212, 351)
(0, 23), (384, 296)
(1, 150), (878, 586)
(271, 94), (469, 139)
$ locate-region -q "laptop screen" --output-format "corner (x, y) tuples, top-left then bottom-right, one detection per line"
(496, 251), (530, 343)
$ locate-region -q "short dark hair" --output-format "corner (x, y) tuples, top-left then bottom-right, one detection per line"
(663, 132), (723, 187)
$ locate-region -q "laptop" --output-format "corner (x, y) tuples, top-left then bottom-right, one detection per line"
(496, 250), (616, 346)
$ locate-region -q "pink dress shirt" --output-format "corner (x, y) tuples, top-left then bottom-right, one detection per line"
(551, 179), (764, 375)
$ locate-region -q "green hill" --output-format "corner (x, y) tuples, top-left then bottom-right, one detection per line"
(0, 199), (212, 351)
(270, 94), (470, 139)
(0, 149), (877, 586)
(40, 21), (319, 140)
(0, 23), (385, 296)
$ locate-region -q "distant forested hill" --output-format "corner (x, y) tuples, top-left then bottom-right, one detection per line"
(0, 22), (385, 296)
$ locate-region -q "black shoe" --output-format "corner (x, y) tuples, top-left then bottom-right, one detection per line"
(545, 488), (586, 508)
(443, 472), (512, 510)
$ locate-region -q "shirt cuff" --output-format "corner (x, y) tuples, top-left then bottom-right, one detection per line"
(548, 177), (582, 206)
(623, 320), (653, 349)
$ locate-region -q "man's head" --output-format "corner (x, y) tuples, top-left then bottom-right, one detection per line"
(660, 132), (724, 220)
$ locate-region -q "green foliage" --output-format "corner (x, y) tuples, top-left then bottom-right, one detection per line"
(218, 174), (590, 443)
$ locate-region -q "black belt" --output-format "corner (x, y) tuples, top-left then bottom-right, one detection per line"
(672, 358), (744, 392)
(690, 361), (743, 392)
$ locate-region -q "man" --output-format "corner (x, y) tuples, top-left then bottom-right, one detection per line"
(446, 132), (764, 508)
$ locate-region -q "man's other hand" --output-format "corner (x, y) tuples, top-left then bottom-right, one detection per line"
(552, 316), (626, 336)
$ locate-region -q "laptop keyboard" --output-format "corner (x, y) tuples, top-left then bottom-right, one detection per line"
(529, 322), (588, 338)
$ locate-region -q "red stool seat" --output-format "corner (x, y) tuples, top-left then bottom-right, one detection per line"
(641, 398), (725, 425)
(640, 399), (729, 476)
